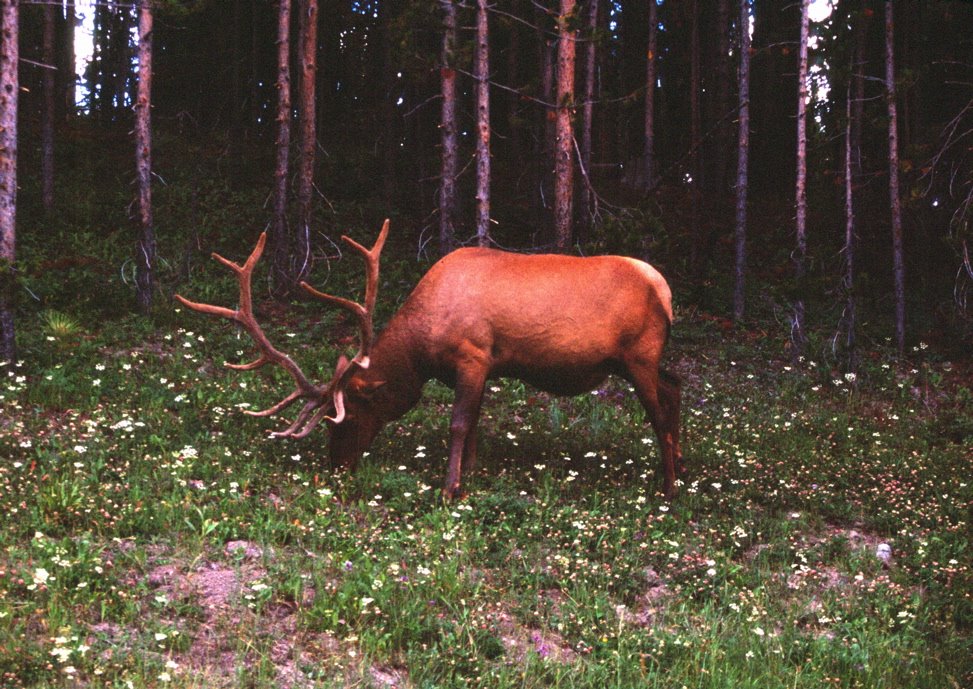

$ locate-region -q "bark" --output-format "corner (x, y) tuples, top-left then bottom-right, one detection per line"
(886, 0), (906, 354)
(271, 0), (292, 293)
(843, 1), (868, 369)
(474, 0), (491, 247)
(750, 2), (799, 195)
(0, 0), (18, 362)
(843, 79), (857, 369)
(296, 0), (318, 285)
(536, 29), (555, 226)
(733, 0), (751, 323)
(578, 0), (599, 229)
(689, 0), (701, 186)
(554, 0), (577, 251)
(713, 0), (732, 195)
(641, 0), (658, 191)
(506, 15), (525, 192)
(62, 0), (75, 116)
(439, 0), (459, 255)
(379, 4), (396, 211)
(250, 0), (262, 130)
(688, 0), (702, 270)
(229, 0), (243, 173)
(135, 0), (155, 314)
(792, 0), (810, 353)
(41, 2), (55, 210)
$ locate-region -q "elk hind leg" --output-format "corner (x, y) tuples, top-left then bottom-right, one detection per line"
(627, 361), (678, 499)
(659, 368), (684, 474)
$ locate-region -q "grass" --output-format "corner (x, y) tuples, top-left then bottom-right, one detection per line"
(1, 231), (971, 688)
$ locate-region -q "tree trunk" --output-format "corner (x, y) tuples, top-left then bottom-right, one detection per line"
(439, 0), (459, 255)
(272, 0), (292, 293)
(135, 0), (155, 314)
(474, 0), (491, 247)
(843, 79), (857, 370)
(378, 4), (397, 212)
(713, 0), (732, 196)
(577, 0), (599, 230)
(886, 0), (906, 354)
(41, 1), (55, 211)
(228, 0), (243, 183)
(0, 0), (18, 362)
(843, 1), (869, 370)
(641, 0), (658, 192)
(554, 0), (577, 251)
(690, 0), (701, 186)
(535, 30), (555, 228)
(250, 0), (262, 131)
(688, 0), (702, 270)
(505, 14), (525, 192)
(751, 2), (800, 197)
(62, 0), (75, 117)
(792, 0), (810, 354)
(295, 0), (318, 286)
(733, 0), (751, 323)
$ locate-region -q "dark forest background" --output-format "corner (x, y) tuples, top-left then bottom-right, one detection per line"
(8, 0), (973, 362)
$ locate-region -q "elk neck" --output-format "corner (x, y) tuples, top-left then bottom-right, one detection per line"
(354, 316), (426, 422)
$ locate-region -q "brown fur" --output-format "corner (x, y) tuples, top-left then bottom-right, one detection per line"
(330, 247), (683, 499)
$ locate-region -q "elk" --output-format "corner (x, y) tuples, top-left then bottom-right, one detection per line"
(175, 220), (683, 499)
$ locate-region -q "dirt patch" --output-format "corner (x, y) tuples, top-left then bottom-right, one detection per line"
(367, 664), (410, 688)
(491, 609), (577, 664)
(91, 541), (362, 688)
(746, 524), (894, 567)
(624, 567), (674, 628)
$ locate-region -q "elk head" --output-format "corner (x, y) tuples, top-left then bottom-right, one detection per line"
(174, 220), (389, 453)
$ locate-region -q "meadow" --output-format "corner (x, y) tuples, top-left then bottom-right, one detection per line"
(0, 223), (970, 688)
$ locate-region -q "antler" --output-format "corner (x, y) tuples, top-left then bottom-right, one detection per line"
(173, 220), (390, 439)
(300, 218), (389, 372)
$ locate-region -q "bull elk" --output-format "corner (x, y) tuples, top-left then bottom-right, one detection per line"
(175, 220), (683, 498)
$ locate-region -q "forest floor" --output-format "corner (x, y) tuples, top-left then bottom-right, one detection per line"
(1, 237), (971, 687)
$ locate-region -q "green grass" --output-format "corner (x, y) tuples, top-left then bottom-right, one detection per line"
(1, 235), (971, 688)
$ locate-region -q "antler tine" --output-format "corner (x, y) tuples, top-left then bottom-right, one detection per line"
(175, 232), (331, 434)
(340, 217), (389, 317)
(243, 389), (304, 417)
(300, 219), (390, 369)
(272, 391), (346, 439)
(264, 363), (353, 438)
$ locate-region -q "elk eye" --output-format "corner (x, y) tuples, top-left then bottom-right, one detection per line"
(349, 379), (387, 402)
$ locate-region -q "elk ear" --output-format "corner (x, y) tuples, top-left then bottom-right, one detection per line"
(348, 377), (387, 401)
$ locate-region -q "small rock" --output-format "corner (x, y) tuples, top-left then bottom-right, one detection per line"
(147, 564), (179, 587)
(644, 567), (663, 587)
(368, 665), (407, 688)
(225, 540), (265, 560)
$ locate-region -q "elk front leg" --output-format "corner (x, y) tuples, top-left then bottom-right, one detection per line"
(444, 366), (487, 499)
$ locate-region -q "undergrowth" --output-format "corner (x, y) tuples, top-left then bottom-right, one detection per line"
(1, 196), (971, 687)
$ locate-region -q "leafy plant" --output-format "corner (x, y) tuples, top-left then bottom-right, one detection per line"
(39, 309), (82, 340)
